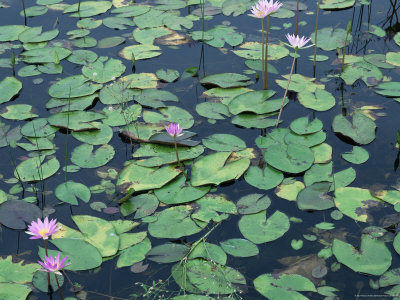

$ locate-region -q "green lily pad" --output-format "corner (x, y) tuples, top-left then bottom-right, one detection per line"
(332, 112), (376, 145)
(375, 82), (400, 97)
(21, 5), (48, 17)
(67, 49), (98, 65)
(298, 89), (336, 111)
(342, 146), (369, 164)
(64, 1), (112, 17)
(200, 73), (252, 88)
(232, 113), (278, 129)
(232, 42), (289, 60)
(120, 194), (159, 218)
(0, 123), (22, 147)
(103, 17), (135, 30)
(239, 210), (290, 244)
(132, 144), (204, 167)
(0, 25), (28, 42)
(297, 182), (334, 211)
(275, 178), (305, 201)
(334, 187), (381, 222)
(49, 75), (102, 98)
(71, 144), (115, 168)
(311, 27), (351, 51)
(148, 205), (207, 239)
(119, 44), (161, 60)
(276, 74), (324, 93)
(122, 73), (158, 89)
(0, 283), (31, 300)
(290, 117), (323, 135)
(32, 271), (63, 293)
(332, 235), (391, 275)
(254, 273), (316, 300)
(320, 0), (355, 10)
(237, 194), (271, 214)
(72, 123), (113, 145)
(196, 102), (230, 120)
(135, 89), (178, 108)
(205, 25), (244, 48)
(117, 238), (152, 268)
(202, 134), (246, 152)
(244, 165), (283, 190)
(228, 90), (284, 115)
(97, 36), (126, 48)
(154, 175), (210, 205)
(99, 81), (137, 105)
(156, 69), (180, 83)
(15, 156), (59, 182)
(117, 162), (181, 193)
(188, 242), (227, 265)
(304, 162), (332, 186)
(102, 105), (142, 126)
(55, 181), (91, 205)
(133, 26), (172, 45)
(48, 111), (105, 131)
(264, 143), (314, 174)
(191, 194), (237, 223)
(72, 215), (119, 257)
(143, 106), (194, 129)
(284, 131), (326, 147)
(341, 60), (382, 86)
(191, 152), (250, 186)
(82, 58), (126, 83)
(220, 238), (259, 257)
(0, 77), (22, 104)
(1, 104), (37, 120)
(147, 243), (189, 263)
(42, 238), (102, 271)
(19, 27), (59, 43)
(20, 47), (71, 64)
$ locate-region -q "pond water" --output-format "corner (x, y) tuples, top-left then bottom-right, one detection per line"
(0, 0), (400, 299)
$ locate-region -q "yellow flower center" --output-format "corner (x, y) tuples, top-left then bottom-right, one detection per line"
(39, 228), (49, 237)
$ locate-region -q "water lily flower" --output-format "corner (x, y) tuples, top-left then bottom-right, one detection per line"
(26, 217), (61, 240)
(285, 33), (312, 50)
(38, 253), (70, 275)
(250, 0), (282, 18)
(165, 123), (183, 137)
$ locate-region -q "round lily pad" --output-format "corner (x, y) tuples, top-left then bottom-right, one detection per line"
(202, 134), (246, 152)
(244, 165), (283, 190)
(220, 239), (259, 257)
(71, 144), (115, 168)
(290, 117), (323, 135)
(72, 123), (113, 145)
(332, 112), (376, 145)
(0, 200), (42, 229)
(342, 146), (369, 164)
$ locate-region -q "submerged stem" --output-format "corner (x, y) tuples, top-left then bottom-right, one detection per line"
(54, 273), (64, 300)
(44, 240), (51, 294)
(261, 18), (265, 89)
(264, 16), (270, 90)
(173, 136), (188, 180)
(276, 51), (297, 127)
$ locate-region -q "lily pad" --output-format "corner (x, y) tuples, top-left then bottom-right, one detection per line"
(48, 111), (105, 131)
(71, 144), (115, 168)
(342, 146), (369, 164)
(0, 200), (42, 229)
(244, 165), (283, 190)
(297, 182), (334, 211)
(237, 194), (271, 214)
(200, 73), (252, 88)
(0, 77), (22, 104)
(55, 181), (91, 205)
(311, 27), (351, 51)
(191, 152), (250, 186)
(298, 89), (336, 111)
(320, 0), (355, 10)
(64, 1), (113, 17)
(48, 75), (102, 98)
(332, 112), (376, 145)
(15, 156), (60, 182)
(290, 117), (323, 135)
(72, 123), (113, 145)
(82, 58), (126, 83)
(239, 210), (290, 244)
(332, 235), (391, 275)
(220, 238), (259, 257)
(120, 194), (159, 218)
(1, 104), (37, 120)
(202, 134), (246, 152)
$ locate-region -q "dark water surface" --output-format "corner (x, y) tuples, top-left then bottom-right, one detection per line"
(0, 0), (400, 299)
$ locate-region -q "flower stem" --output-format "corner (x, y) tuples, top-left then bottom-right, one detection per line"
(54, 273), (64, 300)
(173, 136), (188, 180)
(261, 18), (265, 89)
(295, 0), (299, 36)
(313, 0), (320, 77)
(276, 50), (297, 127)
(264, 15), (270, 90)
(44, 240), (51, 294)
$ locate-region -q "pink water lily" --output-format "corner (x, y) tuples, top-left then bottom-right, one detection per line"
(285, 33), (312, 50)
(38, 253), (70, 275)
(165, 123), (183, 137)
(249, 0), (282, 18)
(26, 217), (61, 240)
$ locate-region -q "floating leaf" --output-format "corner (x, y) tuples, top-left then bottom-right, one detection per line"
(0, 77), (22, 104)
(290, 117), (323, 135)
(72, 123), (113, 145)
(342, 146), (369, 164)
(147, 243), (189, 263)
(119, 44), (161, 60)
(71, 144), (115, 168)
(232, 42), (289, 60)
(135, 89), (178, 108)
(120, 194), (159, 218)
(82, 58), (126, 83)
(200, 73), (252, 88)
(202, 134), (246, 152)
(48, 111), (105, 131)
(55, 181), (91, 205)
(320, 0), (355, 10)
(64, 1), (112, 17)
(0, 25), (28, 42)
(341, 60), (382, 86)
(191, 152), (250, 186)
(332, 235), (391, 275)
(15, 156), (59, 182)
(228, 90), (284, 115)
(191, 194), (237, 223)
(220, 239), (259, 257)
(20, 47), (71, 64)
(311, 27), (351, 51)
(244, 165), (283, 190)
(332, 112), (376, 145)
(239, 210), (290, 244)
(297, 182), (334, 211)
(0, 200), (42, 229)
(196, 102), (230, 120)
(156, 69), (180, 83)
(298, 89), (336, 111)
(48, 75), (102, 98)
(1, 104), (37, 120)
(19, 27), (59, 43)
(148, 206), (207, 239)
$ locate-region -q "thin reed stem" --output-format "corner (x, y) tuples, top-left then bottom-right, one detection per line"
(54, 273), (64, 300)
(44, 240), (51, 294)
(264, 16), (270, 89)
(173, 136), (188, 180)
(21, 0), (26, 22)
(295, 0), (299, 36)
(313, 0), (320, 76)
(276, 51), (297, 127)
(261, 18), (265, 89)
(64, 99), (71, 184)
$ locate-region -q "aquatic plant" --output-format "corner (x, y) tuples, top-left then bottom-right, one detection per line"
(26, 216), (61, 240)
(276, 34), (312, 127)
(249, 0), (282, 89)
(165, 123), (187, 179)
(38, 254), (70, 300)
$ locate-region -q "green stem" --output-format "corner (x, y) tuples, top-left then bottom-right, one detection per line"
(173, 136), (188, 180)
(264, 16), (270, 90)
(78, 0), (81, 13)
(295, 0), (299, 36)
(313, 0), (320, 75)
(65, 99), (71, 184)
(54, 273), (64, 300)
(261, 18), (265, 89)
(341, 33), (349, 73)
(21, 0), (26, 21)
(276, 50), (297, 127)
(44, 240), (51, 294)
